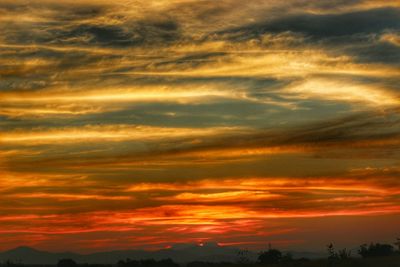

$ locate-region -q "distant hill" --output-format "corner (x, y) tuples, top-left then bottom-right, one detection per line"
(0, 246), (76, 264)
(0, 244), (326, 264)
(0, 243), (248, 264)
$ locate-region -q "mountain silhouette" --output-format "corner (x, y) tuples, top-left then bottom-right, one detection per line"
(0, 246), (78, 264)
(0, 243), (248, 264)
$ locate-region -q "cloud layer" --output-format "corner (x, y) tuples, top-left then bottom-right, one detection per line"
(1, 0), (399, 252)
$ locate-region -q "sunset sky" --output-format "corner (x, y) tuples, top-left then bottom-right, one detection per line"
(1, 0), (400, 253)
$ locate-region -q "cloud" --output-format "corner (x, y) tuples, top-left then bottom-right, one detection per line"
(3, 109), (400, 174)
(221, 8), (400, 40)
(55, 20), (181, 47)
(1, 0), (400, 252)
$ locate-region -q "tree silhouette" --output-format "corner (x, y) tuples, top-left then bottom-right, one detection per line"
(258, 249), (282, 264)
(326, 243), (339, 267)
(57, 259), (78, 267)
(394, 238), (400, 252)
(186, 261), (215, 267)
(327, 243), (338, 260)
(358, 243), (395, 258)
(117, 258), (179, 267)
(280, 252), (294, 264)
(158, 259), (179, 267)
(338, 248), (351, 260)
(236, 249), (251, 264)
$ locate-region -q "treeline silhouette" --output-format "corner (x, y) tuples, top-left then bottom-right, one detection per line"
(117, 259), (179, 267)
(1, 238), (399, 267)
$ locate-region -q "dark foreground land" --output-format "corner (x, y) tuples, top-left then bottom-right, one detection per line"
(1, 256), (400, 267)
(1, 241), (399, 267)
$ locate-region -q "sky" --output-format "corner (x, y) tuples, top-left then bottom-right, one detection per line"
(0, 0), (400, 253)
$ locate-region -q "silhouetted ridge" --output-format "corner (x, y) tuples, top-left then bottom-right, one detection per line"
(1, 239), (398, 266)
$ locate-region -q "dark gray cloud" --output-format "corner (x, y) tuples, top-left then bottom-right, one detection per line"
(147, 110), (400, 158)
(0, 1), (182, 47)
(220, 8), (400, 40)
(345, 41), (400, 65)
(56, 20), (181, 47)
